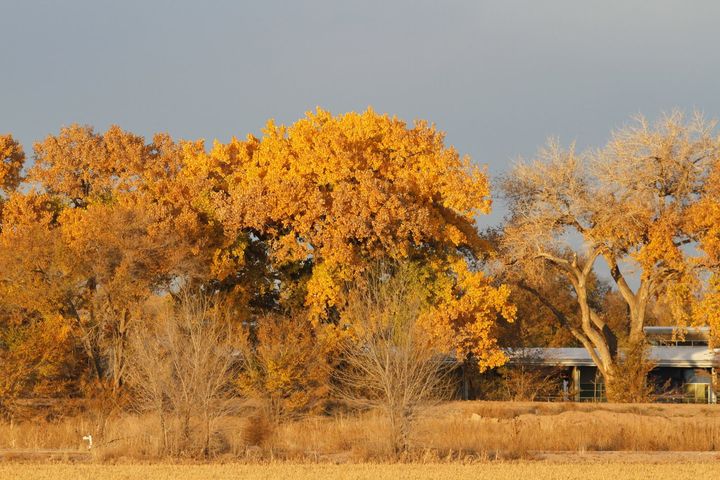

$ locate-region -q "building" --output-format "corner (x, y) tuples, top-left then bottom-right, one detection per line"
(508, 326), (719, 403)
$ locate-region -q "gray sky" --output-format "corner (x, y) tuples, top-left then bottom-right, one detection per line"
(2, 0), (719, 227)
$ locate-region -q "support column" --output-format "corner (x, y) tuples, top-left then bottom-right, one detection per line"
(572, 366), (580, 402)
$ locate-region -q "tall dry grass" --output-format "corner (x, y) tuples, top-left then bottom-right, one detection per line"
(0, 401), (718, 461)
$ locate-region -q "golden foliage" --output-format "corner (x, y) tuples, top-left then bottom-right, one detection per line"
(0, 134), (24, 194)
(0, 110), (511, 399)
(501, 112), (720, 396)
(0, 314), (78, 407)
(688, 158), (720, 341)
(421, 259), (514, 369)
(0, 134), (25, 233)
(212, 108), (491, 294)
(210, 108), (512, 367)
(236, 314), (332, 421)
(0, 126), (221, 395)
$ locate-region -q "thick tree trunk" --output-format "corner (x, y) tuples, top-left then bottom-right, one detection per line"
(110, 309), (130, 393)
(522, 249), (656, 403)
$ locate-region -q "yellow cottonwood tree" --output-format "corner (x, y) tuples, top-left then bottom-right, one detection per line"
(211, 108), (514, 367)
(689, 158), (720, 343)
(0, 134), (25, 233)
(0, 126), (221, 395)
(0, 111), (514, 406)
(0, 134), (24, 195)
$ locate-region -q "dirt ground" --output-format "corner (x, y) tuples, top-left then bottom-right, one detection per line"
(2, 460), (720, 480)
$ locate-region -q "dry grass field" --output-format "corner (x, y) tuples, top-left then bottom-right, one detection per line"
(2, 461), (720, 480)
(1, 401), (718, 462)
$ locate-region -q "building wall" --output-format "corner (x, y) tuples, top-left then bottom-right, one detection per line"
(570, 366), (717, 403)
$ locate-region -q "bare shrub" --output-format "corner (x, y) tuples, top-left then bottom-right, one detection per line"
(126, 291), (240, 458)
(335, 263), (453, 455)
(241, 413), (273, 448)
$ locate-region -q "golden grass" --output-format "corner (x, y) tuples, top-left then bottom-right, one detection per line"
(1, 462), (719, 480)
(271, 401), (720, 458)
(1, 401), (718, 461)
(415, 401), (720, 453)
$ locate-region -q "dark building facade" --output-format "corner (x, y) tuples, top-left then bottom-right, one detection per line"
(509, 327), (718, 403)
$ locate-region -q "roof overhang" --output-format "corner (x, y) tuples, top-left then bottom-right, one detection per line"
(507, 347), (719, 369)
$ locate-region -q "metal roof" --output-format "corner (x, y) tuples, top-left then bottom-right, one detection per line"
(508, 346), (719, 368)
(643, 326), (710, 341)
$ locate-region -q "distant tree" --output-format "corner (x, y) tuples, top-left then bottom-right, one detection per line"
(0, 134), (24, 240)
(0, 126), (218, 397)
(0, 134), (24, 196)
(501, 112), (719, 401)
(688, 156), (720, 344)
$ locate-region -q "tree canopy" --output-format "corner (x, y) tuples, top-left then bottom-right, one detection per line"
(501, 112), (720, 397)
(0, 109), (514, 405)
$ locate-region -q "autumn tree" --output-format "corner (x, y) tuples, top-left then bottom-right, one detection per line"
(689, 155), (720, 344)
(210, 108), (514, 368)
(235, 313), (332, 423)
(0, 109), (514, 410)
(494, 255), (602, 349)
(0, 152), (84, 411)
(0, 134), (24, 196)
(0, 134), (24, 232)
(335, 262), (453, 455)
(501, 112), (719, 401)
(0, 125), (219, 397)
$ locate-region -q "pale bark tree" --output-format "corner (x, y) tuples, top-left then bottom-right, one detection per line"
(501, 112), (719, 400)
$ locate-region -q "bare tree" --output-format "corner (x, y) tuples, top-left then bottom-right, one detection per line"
(335, 263), (453, 455)
(126, 291), (240, 457)
(500, 112), (719, 400)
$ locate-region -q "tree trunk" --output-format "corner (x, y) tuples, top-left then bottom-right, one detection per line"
(158, 410), (168, 455)
(110, 309), (130, 393)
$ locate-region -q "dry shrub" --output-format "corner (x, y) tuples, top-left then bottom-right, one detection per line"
(493, 352), (563, 401)
(125, 291), (241, 458)
(79, 381), (130, 443)
(242, 413), (273, 447)
(270, 411), (395, 460)
(606, 341), (655, 403)
(236, 313), (332, 423)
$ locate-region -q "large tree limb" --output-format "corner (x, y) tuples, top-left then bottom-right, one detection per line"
(515, 280), (608, 375)
(604, 253), (637, 305)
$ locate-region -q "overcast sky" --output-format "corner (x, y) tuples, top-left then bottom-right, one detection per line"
(2, 0), (719, 226)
